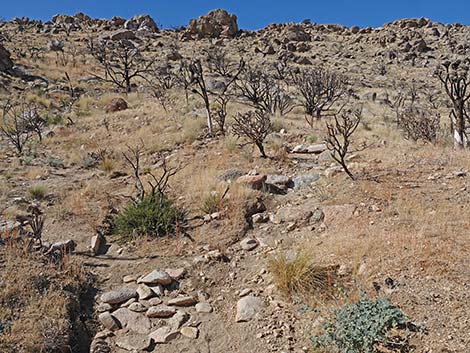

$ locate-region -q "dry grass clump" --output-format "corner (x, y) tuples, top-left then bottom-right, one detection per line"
(268, 252), (340, 303)
(0, 245), (93, 353)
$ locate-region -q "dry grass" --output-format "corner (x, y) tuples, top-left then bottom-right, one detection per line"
(0, 244), (93, 353)
(268, 251), (340, 303)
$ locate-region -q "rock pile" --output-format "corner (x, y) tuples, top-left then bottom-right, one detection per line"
(183, 9), (238, 39)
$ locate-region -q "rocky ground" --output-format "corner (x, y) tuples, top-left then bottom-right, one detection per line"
(0, 8), (469, 353)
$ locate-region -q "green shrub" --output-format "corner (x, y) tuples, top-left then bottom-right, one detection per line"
(307, 133), (317, 143)
(28, 185), (46, 200)
(201, 192), (225, 214)
(312, 296), (409, 353)
(112, 193), (183, 242)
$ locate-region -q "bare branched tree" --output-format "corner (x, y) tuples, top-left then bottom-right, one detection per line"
(146, 64), (177, 112)
(292, 67), (349, 126)
(397, 106), (441, 143)
(88, 38), (156, 93)
(325, 108), (361, 180)
(123, 144), (183, 202)
(0, 100), (33, 155)
(436, 61), (470, 149)
(236, 66), (279, 114)
(232, 110), (272, 158)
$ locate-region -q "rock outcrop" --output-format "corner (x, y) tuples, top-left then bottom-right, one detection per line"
(0, 45), (14, 73)
(183, 9), (238, 39)
(124, 14), (158, 32)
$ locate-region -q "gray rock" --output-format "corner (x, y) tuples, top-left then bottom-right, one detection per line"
(240, 238), (258, 251)
(149, 326), (180, 344)
(112, 308), (152, 334)
(180, 326), (199, 339)
(236, 296), (265, 322)
(168, 310), (190, 329)
(146, 305), (176, 318)
(115, 334), (151, 351)
(292, 174), (321, 189)
(98, 312), (120, 331)
(100, 287), (137, 305)
(128, 302), (147, 312)
(124, 14), (158, 32)
(195, 302), (213, 313)
(291, 144), (327, 154)
(167, 295), (198, 307)
(138, 269), (172, 285)
(137, 284), (154, 300)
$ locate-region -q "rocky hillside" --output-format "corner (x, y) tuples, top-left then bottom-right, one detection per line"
(0, 9), (469, 353)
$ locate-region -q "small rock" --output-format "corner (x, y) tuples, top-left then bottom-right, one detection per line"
(291, 144), (326, 154)
(104, 97), (128, 113)
(168, 295), (198, 307)
(165, 268), (186, 280)
(180, 327), (199, 339)
(240, 238), (258, 251)
(149, 326), (180, 344)
(236, 174), (267, 190)
(138, 269), (172, 285)
(96, 303), (112, 313)
(168, 310), (190, 329)
(112, 308), (152, 334)
(195, 302), (213, 313)
(239, 288), (252, 297)
(128, 302), (147, 312)
(148, 297), (163, 306)
(236, 296), (265, 322)
(146, 305), (176, 318)
(100, 287), (137, 305)
(123, 275), (136, 283)
(98, 312), (120, 331)
(137, 284), (154, 300)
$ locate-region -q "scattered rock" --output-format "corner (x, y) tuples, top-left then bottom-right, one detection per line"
(236, 174), (267, 190)
(115, 334), (151, 351)
(138, 269), (172, 285)
(98, 312), (120, 331)
(137, 284), (154, 300)
(236, 296), (265, 322)
(149, 326), (180, 344)
(240, 238), (258, 251)
(291, 144), (327, 154)
(112, 308), (152, 334)
(195, 302), (213, 313)
(168, 310), (190, 329)
(146, 305), (176, 318)
(180, 326), (199, 339)
(165, 268), (186, 280)
(100, 287), (137, 305)
(104, 98), (128, 113)
(128, 302), (147, 312)
(167, 295), (198, 307)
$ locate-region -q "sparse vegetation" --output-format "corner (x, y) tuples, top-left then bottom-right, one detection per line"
(232, 110), (272, 158)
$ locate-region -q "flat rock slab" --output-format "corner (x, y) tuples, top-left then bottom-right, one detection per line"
(100, 287), (137, 305)
(236, 296), (265, 322)
(195, 302), (213, 313)
(138, 269), (172, 285)
(98, 312), (120, 331)
(115, 334), (151, 351)
(112, 308), (152, 334)
(240, 238), (258, 251)
(291, 144), (327, 154)
(149, 326), (180, 344)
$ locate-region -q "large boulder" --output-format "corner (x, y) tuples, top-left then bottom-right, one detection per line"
(184, 9), (238, 39)
(124, 14), (158, 32)
(0, 45), (14, 72)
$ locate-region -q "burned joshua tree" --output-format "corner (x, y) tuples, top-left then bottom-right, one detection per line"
(232, 110), (272, 158)
(292, 67), (349, 126)
(436, 60), (470, 149)
(88, 38), (156, 93)
(325, 107), (362, 180)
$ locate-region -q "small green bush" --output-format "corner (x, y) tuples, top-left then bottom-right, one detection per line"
(28, 185), (46, 200)
(112, 193), (183, 242)
(312, 296), (408, 353)
(201, 192), (225, 214)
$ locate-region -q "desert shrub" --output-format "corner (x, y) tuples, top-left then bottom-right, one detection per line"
(112, 193), (183, 242)
(398, 106), (440, 143)
(312, 296), (410, 353)
(201, 191), (227, 214)
(268, 252), (338, 300)
(232, 110), (272, 158)
(28, 185), (45, 200)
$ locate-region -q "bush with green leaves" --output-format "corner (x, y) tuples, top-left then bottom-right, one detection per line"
(312, 296), (409, 353)
(112, 193), (183, 242)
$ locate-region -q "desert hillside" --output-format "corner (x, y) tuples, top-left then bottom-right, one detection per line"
(0, 9), (469, 353)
